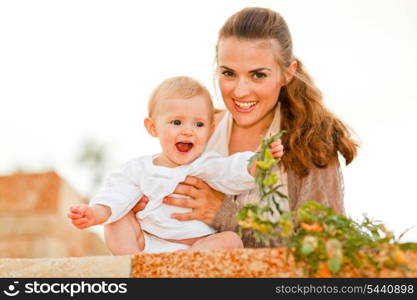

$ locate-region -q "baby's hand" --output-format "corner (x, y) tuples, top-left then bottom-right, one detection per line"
(67, 204), (95, 229)
(270, 139), (284, 158)
(248, 139), (284, 176)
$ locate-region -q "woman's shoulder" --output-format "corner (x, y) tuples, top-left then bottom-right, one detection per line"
(214, 108), (226, 126)
(287, 159), (345, 214)
(288, 159), (341, 184)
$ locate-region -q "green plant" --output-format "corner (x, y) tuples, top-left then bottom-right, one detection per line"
(236, 131), (293, 246)
(290, 201), (416, 277)
(236, 132), (417, 277)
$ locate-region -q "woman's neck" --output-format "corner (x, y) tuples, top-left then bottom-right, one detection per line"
(228, 110), (275, 154)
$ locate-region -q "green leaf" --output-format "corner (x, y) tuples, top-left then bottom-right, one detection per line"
(256, 160), (273, 170)
(297, 207), (312, 223)
(263, 172), (278, 186)
(301, 244), (313, 256)
(328, 258), (342, 274)
(399, 242), (417, 251)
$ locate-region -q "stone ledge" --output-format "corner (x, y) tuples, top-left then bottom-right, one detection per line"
(0, 171), (109, 258)
(0, 171), (61, 213)
(0, 256), (131, 278)
(132, 248), (298, 278)
(132, 248), (417, 278)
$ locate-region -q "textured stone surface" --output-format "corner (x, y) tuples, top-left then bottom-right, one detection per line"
(0, 171), (109, 258)
(0, 171), (60, 213)
(131, 248), (417, 278)
(0, 256), (131, 277)
(0, 230), (109, 258)
(0, 248), (416, 278)
(132, 248), (298, 278)
(0, 214), (57, 236)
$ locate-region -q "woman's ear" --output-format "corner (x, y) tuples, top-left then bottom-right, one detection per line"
(144, 117), (158, 137)
(285, 60), (298, 85)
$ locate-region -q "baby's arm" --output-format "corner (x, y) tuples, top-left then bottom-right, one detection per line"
(248, 140), (284, 176)
(192, 139), (283, 195)
(67, 204), (111, 229)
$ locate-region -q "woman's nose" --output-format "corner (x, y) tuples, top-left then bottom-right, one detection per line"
(233, 78), (250, 98)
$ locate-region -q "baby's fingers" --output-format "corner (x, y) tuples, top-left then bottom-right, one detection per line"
(271, 139), (282, 146)
(67, 212), (83, 220)
(70, 205), (86, 213)
(273, 149), (284, 158)
(270, 144), (284, 158)
(71, 218), (91, 229)
(72, 218), (88, 225)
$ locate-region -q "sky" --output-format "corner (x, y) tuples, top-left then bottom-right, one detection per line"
(1, 0), (417, 241)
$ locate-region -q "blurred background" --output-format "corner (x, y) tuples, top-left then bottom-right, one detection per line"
(1, 0), (416, 242)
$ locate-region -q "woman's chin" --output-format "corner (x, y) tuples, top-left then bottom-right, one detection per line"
(231, 113), (260, 128)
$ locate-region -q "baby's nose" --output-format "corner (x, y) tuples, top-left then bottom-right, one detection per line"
(181, 127), (194, 136)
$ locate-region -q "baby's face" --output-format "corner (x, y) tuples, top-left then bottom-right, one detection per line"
(151, 95), (214, 167)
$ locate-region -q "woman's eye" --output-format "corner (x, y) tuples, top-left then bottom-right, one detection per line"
(171, 120), (181, 126)
(221, 70), (234, 77)
(253, 72), (266, 79)
(195, 122), (205, 128)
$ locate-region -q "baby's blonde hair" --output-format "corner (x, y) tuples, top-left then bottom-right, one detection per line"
(148, 76), (214, 121)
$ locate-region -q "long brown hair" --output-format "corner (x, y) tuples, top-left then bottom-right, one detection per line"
(217, 7), (358, 177)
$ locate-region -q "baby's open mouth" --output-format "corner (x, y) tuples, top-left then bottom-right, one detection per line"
(175, 142), (194, 152)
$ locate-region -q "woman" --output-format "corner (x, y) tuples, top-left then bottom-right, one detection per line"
(120, 7), (358, 248)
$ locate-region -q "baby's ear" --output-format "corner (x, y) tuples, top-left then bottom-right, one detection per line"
(209, 122), (215, 136)
(144, 117), (158, 137)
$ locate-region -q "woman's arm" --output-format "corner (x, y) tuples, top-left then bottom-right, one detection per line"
(210, 195), (242, 232)
(287, 159), (345, 215)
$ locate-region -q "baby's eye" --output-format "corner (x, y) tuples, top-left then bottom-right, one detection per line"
(171, 120), (182, 126)
(252, 72), (267, 79)
(221, 70), (234, 77)
(195, 121), (205, 128)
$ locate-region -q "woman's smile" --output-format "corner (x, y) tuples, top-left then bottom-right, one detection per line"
(233, 99), (258, 112)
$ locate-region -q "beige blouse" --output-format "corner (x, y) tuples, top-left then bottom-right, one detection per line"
(207, 106), (345, 247)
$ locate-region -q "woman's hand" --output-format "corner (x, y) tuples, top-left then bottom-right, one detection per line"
(163, 176), (226, 225)
(132, 196), (149, 213)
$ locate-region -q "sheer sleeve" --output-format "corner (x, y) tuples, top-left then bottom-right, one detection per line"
(211, 194), (285, 248)
(287, 159), (345, 215)
(210, 195), (241, 232)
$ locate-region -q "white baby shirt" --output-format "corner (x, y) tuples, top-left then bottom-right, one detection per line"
(90, 151), (255, 240)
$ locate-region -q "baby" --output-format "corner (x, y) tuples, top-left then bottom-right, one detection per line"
(67, 76), (283, 253)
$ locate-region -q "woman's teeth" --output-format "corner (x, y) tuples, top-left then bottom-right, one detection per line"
(234, 100), (257, 109)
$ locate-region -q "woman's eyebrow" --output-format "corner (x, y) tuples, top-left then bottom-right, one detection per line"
(249, 67), (272, 73)
(219, 65), (233, 70)
(219, 66), (271, 73)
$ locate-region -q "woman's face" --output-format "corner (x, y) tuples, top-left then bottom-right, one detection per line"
(217, 37), (285, 129)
